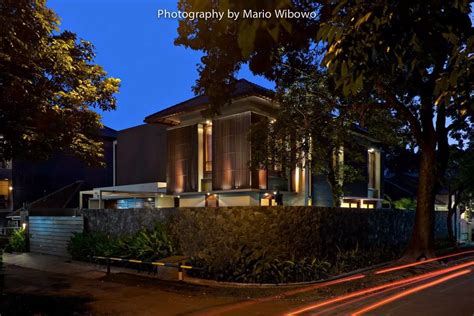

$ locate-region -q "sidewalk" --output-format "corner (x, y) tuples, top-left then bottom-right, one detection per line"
(3, 252), (106, 279)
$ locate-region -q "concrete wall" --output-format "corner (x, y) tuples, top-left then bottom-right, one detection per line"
(218, 192), (260, 207)
(179, 195), (205, 207)
(155, 196), (174, 208)
(116, 124), (167, 185)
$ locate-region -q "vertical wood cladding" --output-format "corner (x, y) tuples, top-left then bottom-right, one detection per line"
(212, 112), (265, 190)
(167, 125), (198, 194)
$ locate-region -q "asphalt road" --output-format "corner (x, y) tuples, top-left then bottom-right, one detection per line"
(2, 255), (474, 315)
(280, 262), (474, 316)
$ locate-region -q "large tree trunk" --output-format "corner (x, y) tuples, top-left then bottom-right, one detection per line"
(403, 147), (437, 260)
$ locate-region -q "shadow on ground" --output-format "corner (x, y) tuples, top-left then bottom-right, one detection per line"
(0, 293), (92, 315)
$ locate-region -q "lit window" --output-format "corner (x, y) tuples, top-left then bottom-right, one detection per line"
(204, 123), (212, 172)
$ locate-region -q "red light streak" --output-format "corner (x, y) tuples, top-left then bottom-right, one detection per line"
(351, 269), (471, 316)
(313, 281), (413, 316)
(197, 274), (365, 316)
(375, 249), (474, 275)
(284, 260), (474, 315)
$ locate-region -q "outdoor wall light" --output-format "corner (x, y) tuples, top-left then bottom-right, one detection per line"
(368, 148), (375, 153)
(8, 186), (13, 191)
(273, 191), (277, 195)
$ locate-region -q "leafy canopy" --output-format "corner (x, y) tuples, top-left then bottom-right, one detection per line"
(0, 0), (120, 164)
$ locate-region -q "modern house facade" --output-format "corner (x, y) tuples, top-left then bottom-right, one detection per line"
(143, 79), (383, 208)
(80, 123), (171, 209)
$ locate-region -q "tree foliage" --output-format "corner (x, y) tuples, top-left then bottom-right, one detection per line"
(176, 0), (473, 258)
(0, 0), (120, 164)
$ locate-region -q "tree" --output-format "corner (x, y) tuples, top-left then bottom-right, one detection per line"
(176, 0), (473, 260)
(0, 0), (120, 165)
(317, 0), (473, 259)
(248, 57), (401, 206)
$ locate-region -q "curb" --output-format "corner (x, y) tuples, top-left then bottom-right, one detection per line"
(180, 261), (392, 288)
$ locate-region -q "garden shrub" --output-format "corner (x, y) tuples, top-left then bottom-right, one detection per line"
(5, 228), (28, 253)
(187, 244), (401, 283)
(67, 223), (174, 261)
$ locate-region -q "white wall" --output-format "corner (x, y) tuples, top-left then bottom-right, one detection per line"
(155, 196), (174, 208)
(179, 195), (205, 207)
(218, 192), (260, 207)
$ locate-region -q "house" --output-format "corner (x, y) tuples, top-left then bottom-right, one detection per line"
(0, 161), (13, 214)
(9, 127), (117, 213)
(141, 79), (383, 208)
(80, 123), (171, 209)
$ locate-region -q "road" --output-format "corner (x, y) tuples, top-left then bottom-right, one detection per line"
(2, 253), (474, 315)
(282, 264), (474, 316)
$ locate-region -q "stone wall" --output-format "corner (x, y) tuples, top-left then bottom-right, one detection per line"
(82, 207), (448, 259)
(83, 208), (178, 236)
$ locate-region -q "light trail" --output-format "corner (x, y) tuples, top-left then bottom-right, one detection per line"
(312, 281), (414, 316)
(284, 260), (474, 315)
(351, 269), (471, 316)
(375, 249), (474, 275)
(197, 274), (365, 316)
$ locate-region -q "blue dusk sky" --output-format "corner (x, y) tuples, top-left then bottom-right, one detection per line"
(47, 0), (274, 131)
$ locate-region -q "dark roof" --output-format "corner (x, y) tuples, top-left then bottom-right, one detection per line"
(8, 181), (86, 217)
(144, 79), (274, 124)
(100, 126), (118, 139)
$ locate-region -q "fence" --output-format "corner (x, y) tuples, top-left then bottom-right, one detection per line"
(29, 216), (83, 257)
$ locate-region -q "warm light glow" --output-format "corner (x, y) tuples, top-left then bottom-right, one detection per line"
(351, 269), (471, 316)
(294, 167), (300, 193)
(206, 192), (210, 196)
(160, 194), (164, 198)
(285, 260), (474, 315)
(273, 191), (277, 195)
(270, 119), (276, 124)
(8, 186), (13, 191)
(368, 148), (375, 153)
(375, 249), (474, 274)
(205, 120), (211, 125)
(22, 223), (26, 230)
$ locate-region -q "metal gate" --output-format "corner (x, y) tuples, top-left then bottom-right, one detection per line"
(29, 216), (83, 257)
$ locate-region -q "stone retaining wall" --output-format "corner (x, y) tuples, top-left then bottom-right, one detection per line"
(82, 207), (448, 260)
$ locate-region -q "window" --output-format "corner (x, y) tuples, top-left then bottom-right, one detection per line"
(204, 123), (212, 172)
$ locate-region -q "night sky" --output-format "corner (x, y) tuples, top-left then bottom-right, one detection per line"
(47, 0), (274, 131)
